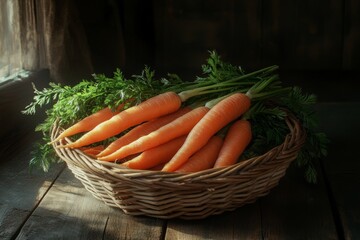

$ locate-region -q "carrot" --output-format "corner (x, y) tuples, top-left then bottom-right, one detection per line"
(149, 163), (166, 171)
(213, 119), (252, 168)
(97, 107), (191, 157)
(62, 92), (182, 149)
(52, 105), (124, 142)
(162, 93), (251, 172)
(81, 145), (105, 157)
(122, 135), (187, 170)
(176, 135), (223, 173)
(98, 106), (209, 161)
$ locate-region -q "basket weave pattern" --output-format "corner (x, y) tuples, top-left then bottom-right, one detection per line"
(52, 114), (305, 219)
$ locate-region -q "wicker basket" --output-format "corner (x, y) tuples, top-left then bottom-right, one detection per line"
(51, 113), (305, 220)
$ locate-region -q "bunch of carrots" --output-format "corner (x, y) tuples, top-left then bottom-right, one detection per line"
(53, 75), (282, 173)
(24, 52), (328, 182)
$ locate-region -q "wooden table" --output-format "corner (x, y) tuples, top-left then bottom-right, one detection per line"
(0, 102), (359, 240)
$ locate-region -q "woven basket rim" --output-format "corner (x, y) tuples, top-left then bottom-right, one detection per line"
(51, 112), (306, 181)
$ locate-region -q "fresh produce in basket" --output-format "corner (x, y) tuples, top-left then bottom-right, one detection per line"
(80, 145), (105, 157)
(51, 104), (125, 143)
(213, 119), (252, 168)
(97, 107), (192, 157)
(97, 106), (210, 162)
(60, 91), (183, 149)
(176, 135), (223, 173)
(22, 51), (328, 183)
(122, 135), (187, 170)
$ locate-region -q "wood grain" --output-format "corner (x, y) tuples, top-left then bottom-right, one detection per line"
(0, 204), (29, 240)
(0, 131), (64, 239)
(16, 168), (165, 240)
(16, 169), (109, 239)
(105, 213), (165, 240)
(260, 165), (338, 239)
(165, 204), (262, 240)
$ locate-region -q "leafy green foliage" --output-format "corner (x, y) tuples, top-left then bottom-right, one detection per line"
(242, 103), (289, 159)
(29, 136), (61, 172)
(201, 51), (245, 83)
(176, 51), (281, 105)
(23, 67), (182, 171)
(278, 87), (329, 183)
(241, 87), (329, 183)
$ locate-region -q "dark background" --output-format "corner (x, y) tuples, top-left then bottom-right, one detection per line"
(73, 0), (360, 102)
(2, 0), (360, 137)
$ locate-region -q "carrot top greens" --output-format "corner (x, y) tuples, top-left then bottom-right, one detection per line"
(22, 51), (328, 183)
(22, 67), (177, 171)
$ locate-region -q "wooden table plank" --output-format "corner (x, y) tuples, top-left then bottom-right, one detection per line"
(15, 169), (109, 240)
(165, 164), (338, 239)
(317, 102), (360, 240)
(15, 168), (165, 240)
(104, 213), (165, 240)
(165, 204), (262, 240)
(0, 130), (64, 240)
(0, 203), (29, 240)
(260, 164), (338, 239)
(327, 174), (360, 240)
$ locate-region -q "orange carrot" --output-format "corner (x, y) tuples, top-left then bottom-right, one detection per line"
(52, 105), (124, 142)
(149, 163), (166, 171)
(162, 93), (251, 172)
(62, 92), (182, 149)
(98, 106), (209, 161)
(81, 145), (105, 157)
(176, 135), (223, 173)
(122, 135), (187, 170)
(214, 119), (252, 168)
(97, 107), (191, 157)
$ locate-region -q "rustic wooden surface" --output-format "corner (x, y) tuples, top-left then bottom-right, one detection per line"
(0, 102), (359, 240)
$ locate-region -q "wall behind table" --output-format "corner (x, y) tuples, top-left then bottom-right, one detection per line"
(76, 0), (360, 101)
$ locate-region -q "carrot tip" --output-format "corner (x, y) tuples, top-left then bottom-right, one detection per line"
(96, 152), (106, 157)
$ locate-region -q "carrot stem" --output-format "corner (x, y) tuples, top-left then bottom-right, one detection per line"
(177, 65), (279, 102)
